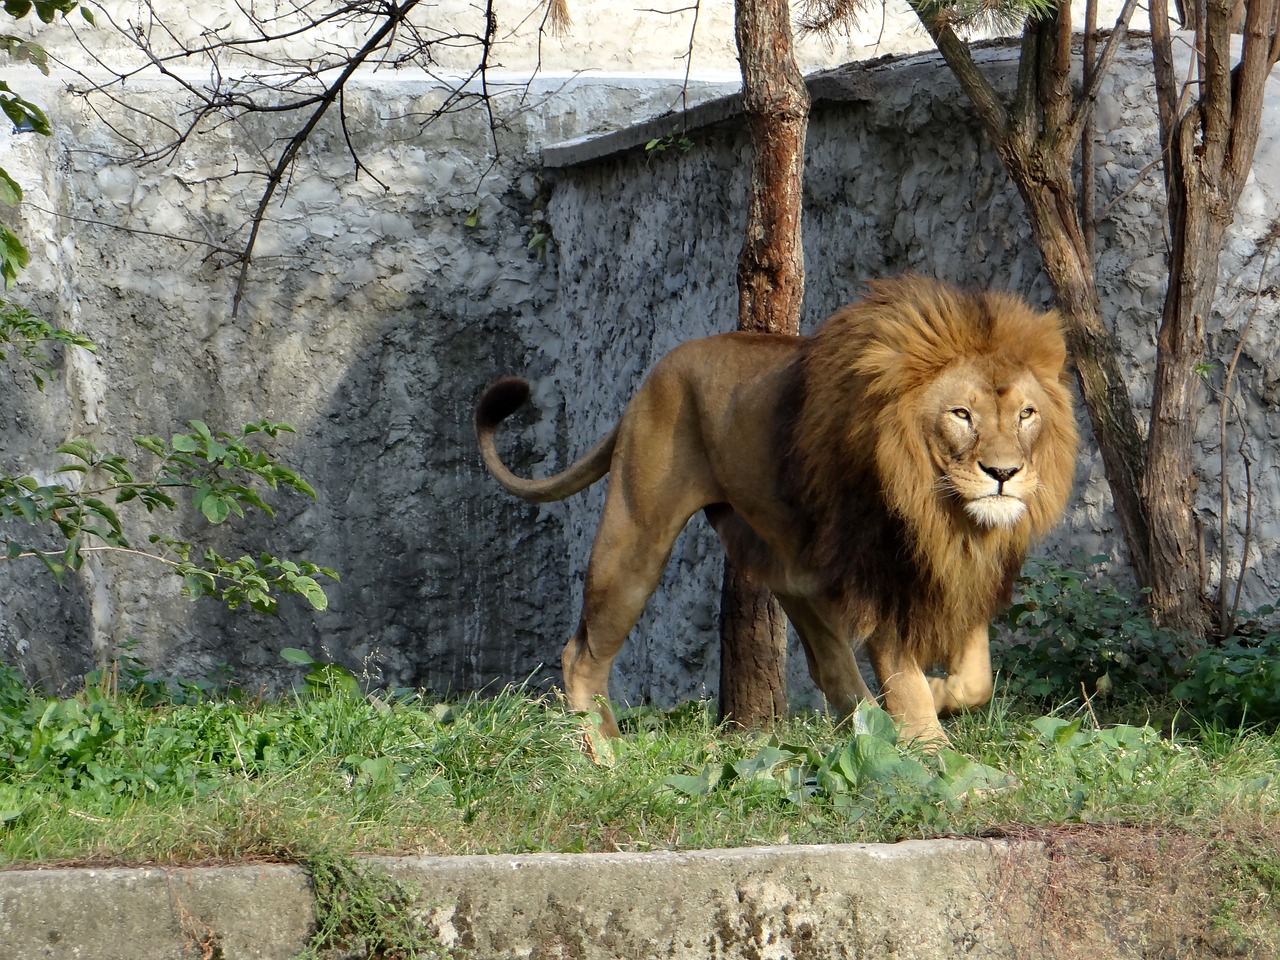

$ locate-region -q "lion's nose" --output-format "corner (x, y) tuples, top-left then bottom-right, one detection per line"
(979, 463), (1021, 484)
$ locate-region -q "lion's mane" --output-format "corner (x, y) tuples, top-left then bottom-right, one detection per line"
(785, 276), (1078, 663)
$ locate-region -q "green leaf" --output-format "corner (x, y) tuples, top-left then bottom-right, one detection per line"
(0, 225), (30, 287)
(1030, 715), (1080, 746)
(0, 84), (50, 135)
(933, 749), (1015, 797)
(36, 551), (64, 583)
(0, 168), (21, 206)
(55, 439), (97, 463)
(851, 703), (899, 743)
(305, 663), (361, 698)
(133, 435), (168, 457)
(280, 647), (317, 666)
(731, 745), (788, 781)
(665, 763), (722, 798)
(290, 575), (329, 611)
(199, 494), (230, 524)
(849, 735), (904, 788)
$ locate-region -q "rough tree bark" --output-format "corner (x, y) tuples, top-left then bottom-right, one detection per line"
(718, 0), (811, 729)
(1144, 0), (1280, 640)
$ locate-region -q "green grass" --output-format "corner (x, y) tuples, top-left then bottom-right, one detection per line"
(1, 661), (1277, 868)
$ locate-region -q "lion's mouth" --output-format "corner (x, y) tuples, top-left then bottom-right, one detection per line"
(963, 495), (1027, 529)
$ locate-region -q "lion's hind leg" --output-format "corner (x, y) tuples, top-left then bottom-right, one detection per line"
(775, 595), (873, 719)
(562, 455), (712, 740)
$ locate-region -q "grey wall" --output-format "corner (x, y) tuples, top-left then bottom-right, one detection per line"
(2, 41), (1278, 710)
(0, 71), (741, 697)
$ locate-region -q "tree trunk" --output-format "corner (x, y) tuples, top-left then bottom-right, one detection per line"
(1143, 118), (1227, 640)
(719, 0), (810, 729)
(718, 562), (788, 726)
(1002, 145), (1154, 588)
(1145, 0), (1279, 640)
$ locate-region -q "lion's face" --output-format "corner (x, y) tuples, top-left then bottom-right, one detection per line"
(922, 361), (1052, 530)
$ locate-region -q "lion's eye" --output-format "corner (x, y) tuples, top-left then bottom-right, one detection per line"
(1019, 406), (1036, 421)
(950, 408), (971, 422)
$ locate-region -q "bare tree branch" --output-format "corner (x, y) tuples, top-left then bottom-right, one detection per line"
(44, 0), (552, 315)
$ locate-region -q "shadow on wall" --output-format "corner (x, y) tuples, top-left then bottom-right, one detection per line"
(139, 298), (578, 698)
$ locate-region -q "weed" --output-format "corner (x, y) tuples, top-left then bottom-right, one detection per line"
(0, 652), (1277, 875)
(295, 853), (443, 960)
(1174, 615), (1280, 726)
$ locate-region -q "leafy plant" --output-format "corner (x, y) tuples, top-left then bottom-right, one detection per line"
(281, 647), (363, 698)
(1173, 610), (1280, 726)
(296, 855), (443, 960)
(0, 0), (93, 286)
(994, 555), (1186, 703)
(1, 421), (337, 613)
(0, 4), (332, 619)
(664, 703), (1010, 836)
(644, 131), (694, 160)
(0, 300), (95, 387)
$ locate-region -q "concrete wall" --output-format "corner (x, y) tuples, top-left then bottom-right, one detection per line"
(1, 4), (1278, 706)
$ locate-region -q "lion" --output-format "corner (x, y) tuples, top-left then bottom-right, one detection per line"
(476, 275), (1079, 746)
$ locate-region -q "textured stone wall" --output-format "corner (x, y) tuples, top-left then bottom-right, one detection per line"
(0, 68), (742, 695)
(1, 12), (1278, 711)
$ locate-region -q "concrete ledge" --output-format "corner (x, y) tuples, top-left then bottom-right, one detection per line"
(1, 840), (1041, 959)
(0, 862), (317, 960)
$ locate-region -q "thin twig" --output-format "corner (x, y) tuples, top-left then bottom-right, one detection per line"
(231, 0), (425, 316)
(25, 203), (236, 256)
(1219, 239), (1275, 631)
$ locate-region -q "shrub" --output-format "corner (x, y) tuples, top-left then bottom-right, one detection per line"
(993, 555), (1186, 704)
(1173, 610), (1280, 726)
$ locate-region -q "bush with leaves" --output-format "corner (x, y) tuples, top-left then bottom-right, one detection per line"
(1, 300), (337, 613)
(1173, 609), (1280, 727)
(993, 555), (1187, 704)
(1, 416), (337, 612)
(2, 277), (334, 616)
(665, 703), (1011, 837)
(0, 1), (94, 286)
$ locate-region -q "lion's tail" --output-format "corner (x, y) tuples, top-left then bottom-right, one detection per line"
(475, 376), (617, 504)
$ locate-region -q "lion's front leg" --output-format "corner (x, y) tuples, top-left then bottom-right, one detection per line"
(928, 623), (995, 717)
(865, 630), (949, 750)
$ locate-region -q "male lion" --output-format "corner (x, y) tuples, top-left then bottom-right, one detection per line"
(476, 276), (1079, 746)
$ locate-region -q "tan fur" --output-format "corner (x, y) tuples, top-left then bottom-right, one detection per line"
(476, 276), (1079, 746)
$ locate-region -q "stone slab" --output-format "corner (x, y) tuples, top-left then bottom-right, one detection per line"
(0, 841), (1032, 960)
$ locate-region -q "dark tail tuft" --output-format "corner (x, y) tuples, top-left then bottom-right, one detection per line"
(475, 376), (532, 432)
